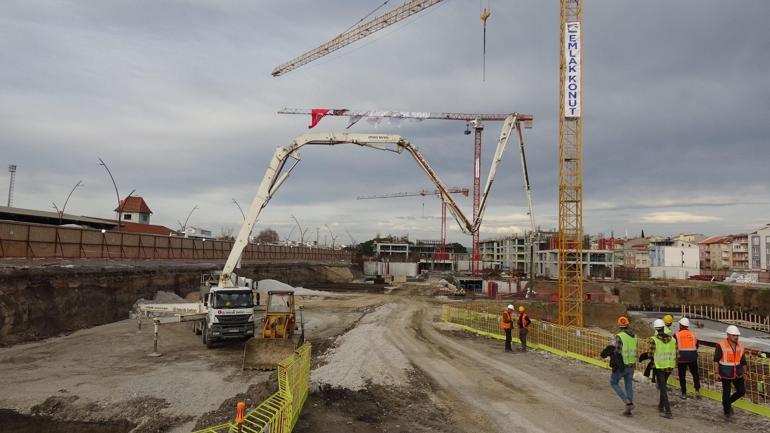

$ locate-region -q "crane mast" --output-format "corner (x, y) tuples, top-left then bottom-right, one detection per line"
(557, 0), (584, 327)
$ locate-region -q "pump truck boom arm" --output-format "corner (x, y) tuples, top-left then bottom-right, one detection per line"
(218, 133), (409, 287)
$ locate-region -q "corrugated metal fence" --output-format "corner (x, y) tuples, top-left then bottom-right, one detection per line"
(0, 221), (352, 262)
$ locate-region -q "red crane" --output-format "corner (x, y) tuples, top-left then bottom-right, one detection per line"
(357, 187), (470, 260)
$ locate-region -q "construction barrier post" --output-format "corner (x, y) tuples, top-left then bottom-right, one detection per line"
(148, 318), (162, 357)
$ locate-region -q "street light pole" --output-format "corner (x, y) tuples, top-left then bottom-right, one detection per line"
(232, 198), (245, 220)
(98, 158), (122, 227)
(54, 180), (84, 225)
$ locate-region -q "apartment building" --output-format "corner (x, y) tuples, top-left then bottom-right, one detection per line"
(749, 224), (770, 271)
(731, 234), (749, 271)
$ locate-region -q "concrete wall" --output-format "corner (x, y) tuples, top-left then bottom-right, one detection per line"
(363, 261), (419, 277)
(649, 266), (700, 280)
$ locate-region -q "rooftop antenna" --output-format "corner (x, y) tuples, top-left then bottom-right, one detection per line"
(7, 164), (17, 207)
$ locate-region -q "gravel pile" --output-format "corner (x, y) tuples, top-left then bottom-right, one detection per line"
(311, 304), (412, 391)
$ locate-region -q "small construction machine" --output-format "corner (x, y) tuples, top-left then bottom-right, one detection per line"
(242, 290), (305, 370)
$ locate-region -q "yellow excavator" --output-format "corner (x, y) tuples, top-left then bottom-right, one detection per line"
(242, 290), (305, 370)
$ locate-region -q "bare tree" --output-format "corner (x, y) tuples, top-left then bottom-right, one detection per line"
(255, 228), (279, 244)
(217, 225), (236, 241)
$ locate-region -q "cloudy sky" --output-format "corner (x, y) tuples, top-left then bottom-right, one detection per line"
(2, 0), (768, 246)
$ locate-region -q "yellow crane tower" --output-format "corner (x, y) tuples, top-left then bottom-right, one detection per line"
(272, 0), (584, 326)
(557, 0), (584, 327)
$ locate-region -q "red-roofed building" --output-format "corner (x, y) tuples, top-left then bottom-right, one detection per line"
(114, 196), (153, 224)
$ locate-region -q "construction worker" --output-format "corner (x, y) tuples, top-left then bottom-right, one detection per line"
(714, 325), (746, 421)
(648, 318), (677, 418)
(607, 316), (637, 416)
(674, 317), (701, 399)
(517, 305), (531, 352)
(500, 305), (515, 352)
(662, 314), (674, 336)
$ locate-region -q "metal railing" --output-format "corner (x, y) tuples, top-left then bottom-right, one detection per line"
(0, 221), (351, 262)
(442, 304), (770, 416)
(681, 304), (770, 333)
(193, 343), (312, 433)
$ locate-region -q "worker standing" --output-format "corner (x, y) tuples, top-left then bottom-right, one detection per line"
(517, 306), (531, 352)
(674, 317), (701, 399)
(663, 314), (674, 336)
(609, 316), (637, 416)
(500, 305), (515, 352)
(714, 325), (747, 421)
(649, 318), (677, 418)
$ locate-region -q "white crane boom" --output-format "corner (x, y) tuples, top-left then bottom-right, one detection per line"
(219, 121), (530, 286)
(218, 133), (408, 287)
(272, 0), (446, 77)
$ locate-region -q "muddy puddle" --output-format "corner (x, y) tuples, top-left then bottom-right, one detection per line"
(0, 409), (135, 433)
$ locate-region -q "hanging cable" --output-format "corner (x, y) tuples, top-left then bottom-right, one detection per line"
(480, 4), (491, 81)
(343, 0), (392, 34)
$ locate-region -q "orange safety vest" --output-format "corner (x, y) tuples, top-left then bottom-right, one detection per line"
(500, 310), (513, 329)
(718, 339), (745, 380)
(676, 329), (697, 351)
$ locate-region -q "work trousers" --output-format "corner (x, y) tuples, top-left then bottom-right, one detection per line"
(654, 369), (672, 414)
(721, 378), (746, 415)
(610, 365), (635, 403)
(677, 360), (700, 395)
(504, 328), (512, 351)
(519, 328), (528, 351)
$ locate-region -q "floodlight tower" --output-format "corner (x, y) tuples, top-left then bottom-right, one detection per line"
(7, 164), (17, 207)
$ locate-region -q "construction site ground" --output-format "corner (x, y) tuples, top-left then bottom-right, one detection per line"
(1, 284), (769, 433)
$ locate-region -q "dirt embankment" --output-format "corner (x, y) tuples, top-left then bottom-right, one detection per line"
(0, 262), (356, 346)
(616, 281), (770, 314)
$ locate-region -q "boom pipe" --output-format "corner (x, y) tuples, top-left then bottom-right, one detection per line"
(272, 0), (446, 77)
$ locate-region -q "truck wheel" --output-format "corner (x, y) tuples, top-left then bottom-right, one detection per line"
(202, 321), (214, 348)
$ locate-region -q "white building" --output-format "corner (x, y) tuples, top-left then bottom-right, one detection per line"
(183, 226), (213, 240)
(648, 242), (700, 280)
(749, 224), (770, 271)
(479, 235), (529, 273)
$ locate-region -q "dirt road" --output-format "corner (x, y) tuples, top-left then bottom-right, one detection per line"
(383, 299), (770, 433)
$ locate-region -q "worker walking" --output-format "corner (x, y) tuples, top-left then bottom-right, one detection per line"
(674, 317), (701, 399)
(715, 325), (746, 421)
(649, 318), (677, 418)
(500, 305), (515, 352)
(517, 306), (531, 352)
(602, 316), (637, 416)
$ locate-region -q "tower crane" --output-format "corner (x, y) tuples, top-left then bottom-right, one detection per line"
(357, 187), (469, 259)
(272, 0), (583, 325)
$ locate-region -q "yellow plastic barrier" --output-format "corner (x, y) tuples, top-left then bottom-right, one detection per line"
(442, 304), (770, 417)
(193, 342), (312, 433)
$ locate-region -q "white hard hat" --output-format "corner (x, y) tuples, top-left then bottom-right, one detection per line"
(679, 317), (690, 327)
(507, 304), (515, 310)
(653, 318), (665, 329)
(726, 325), (741, 336)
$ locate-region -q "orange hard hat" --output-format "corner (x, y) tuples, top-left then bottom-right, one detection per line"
(617, 316), (630, 327)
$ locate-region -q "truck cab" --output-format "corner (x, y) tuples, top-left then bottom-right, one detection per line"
(196, 274), (259, 348)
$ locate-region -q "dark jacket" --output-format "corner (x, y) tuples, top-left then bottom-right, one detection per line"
(601, 345), (625, 373)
